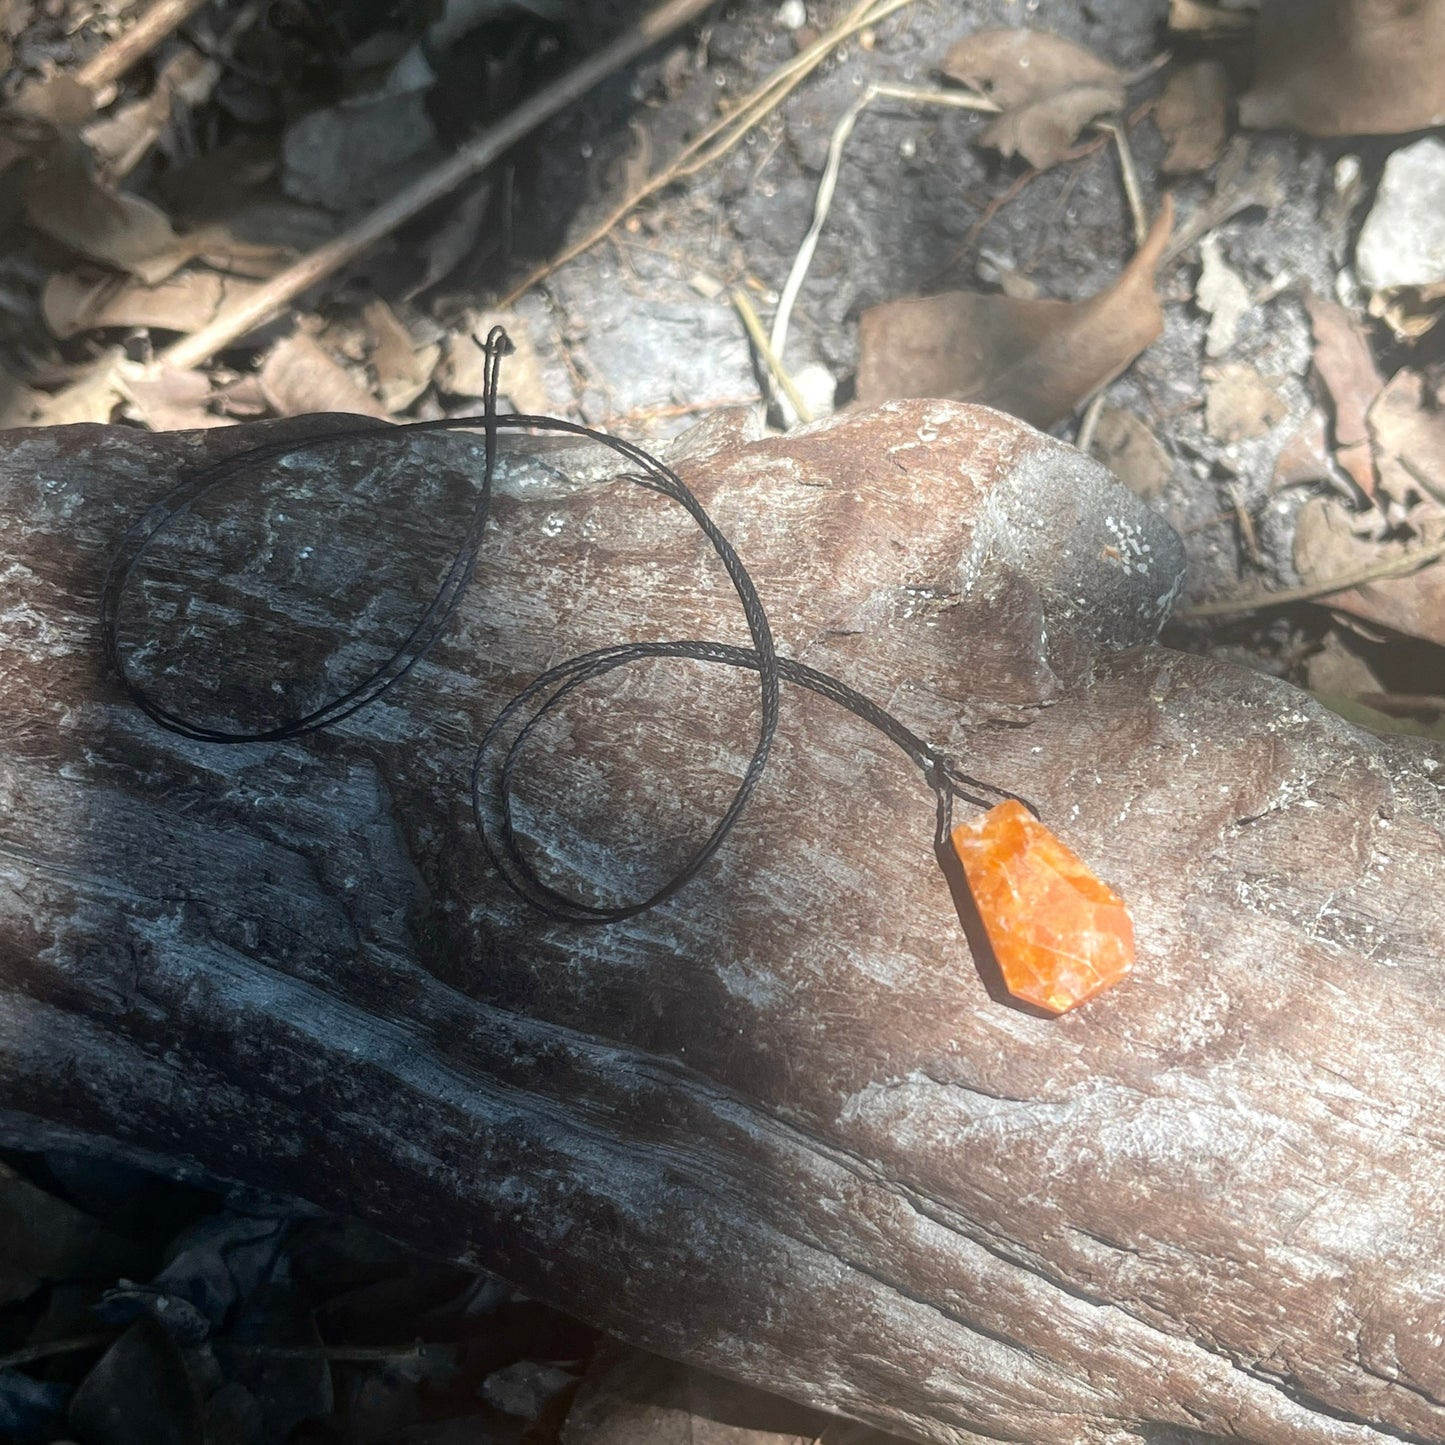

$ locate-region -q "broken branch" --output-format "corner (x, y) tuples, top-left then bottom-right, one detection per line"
(77, 0), (210, 94)
(1178, 536), (1445, 618)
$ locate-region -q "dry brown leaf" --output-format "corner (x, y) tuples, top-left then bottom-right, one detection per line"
(1296, 493), (1445, 645)
(214, 373), (268, 418)
(1156, 60), (1229, 174)
(1093, 406), (1173, 499)
(1315, 691), (1445, 741)
(0, 127), (30, 177)
(975, 248), (1041, 297)
(1169, 0), (1256, 33)
(1304, 295), (1382, 449)
(1304, 629), (1387, 696)
(982, 82), (1122, 169)
(120, 367), (232, 431)
(0, 0), (28, 75)
(363, 299), (440, 415)
(1356, 691), (1445, 729)
(1239, 0), (1445, 136)
(1274, 410), (1336, 488)
(9, 72), (94, 127)
(942, 28), (1125, 106)
(41, 272), (120, 339)
(439, 311), (549, 413)
(1369, 281), (1445, 340)
(403, 176), (492, 300)
(23, 137), (205, 285)
(26, 353), (127, 426)
(1203, 361), (1286, 442)
(42, 269), (261, 339)
(941, 28), (1126, 169)
(1368, 369), (1445, 509)
(259, 334), (391, 420)
(855, 195), (1173, 429)
(83, 47), (221, 176)
(1304, 293), (1383, 498)
(0, 1163), (151, 1307)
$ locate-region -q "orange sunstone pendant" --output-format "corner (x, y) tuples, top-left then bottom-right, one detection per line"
(950, 799), (1135, 1014)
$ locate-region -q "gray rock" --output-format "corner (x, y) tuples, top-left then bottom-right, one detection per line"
(1356, 137), (1445, 292)
(282, 90), (437, 213)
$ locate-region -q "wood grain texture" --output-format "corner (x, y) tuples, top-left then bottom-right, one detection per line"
(1, 403), (1442, 1445)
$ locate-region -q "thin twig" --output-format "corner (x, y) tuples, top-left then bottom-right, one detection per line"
(933, 95), (1156, 290)
(1075, 391), (1107, 454)
(601, 394), (760, 428)
(731, 288), (811, 423)
(769, 81), (998, 365)
(77, 0), (209, 92)
(1124, 51), (1172, 87)
(1096, 119), (1148, 246)
(939, 164), (1040, 279)
(1177, 537), (1445, 619)
(498, 0), (917, 308)
(1227, 482), (1263, 567)
(153, 0), (715, 371)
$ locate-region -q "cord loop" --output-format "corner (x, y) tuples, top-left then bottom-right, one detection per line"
(101, 329), (1033, 922)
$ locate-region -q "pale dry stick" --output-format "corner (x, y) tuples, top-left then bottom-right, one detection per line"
(731, 287), (812, 424)
(77, 0), (209, 93)
(1178, 535), (1445, 619)
(1074, 390), (1107, 454)
(1181, 507), (1239, 535)
(1132, 52), (1173, 84)
(1227, 481), (1263, 567)
(152, 0), (715, 372)
(1096, 119), (1148, 247)
(768, 82), (1000, 366)
(498, 0), (917, 308)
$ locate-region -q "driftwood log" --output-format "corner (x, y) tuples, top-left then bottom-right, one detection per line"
(1, 402), (1443, 1445)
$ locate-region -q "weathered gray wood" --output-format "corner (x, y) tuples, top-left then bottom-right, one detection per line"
(1, 403), (1443, 1445)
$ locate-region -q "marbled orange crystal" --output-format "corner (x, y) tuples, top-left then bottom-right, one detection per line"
(950, 800), (1134, 1014)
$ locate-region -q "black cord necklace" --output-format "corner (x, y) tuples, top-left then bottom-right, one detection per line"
(101, 327), (1033, 924)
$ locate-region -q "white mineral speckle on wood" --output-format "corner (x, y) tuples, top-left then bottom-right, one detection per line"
(715, 959), (785, 1008)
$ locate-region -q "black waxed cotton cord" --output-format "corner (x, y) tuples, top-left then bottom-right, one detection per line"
(101, 326), (1035, 925)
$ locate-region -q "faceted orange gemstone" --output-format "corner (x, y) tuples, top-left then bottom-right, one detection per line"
(950, 800), (1134, 1014)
